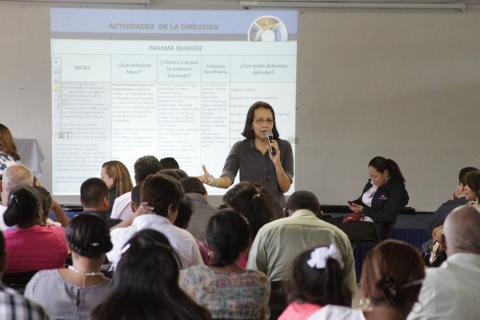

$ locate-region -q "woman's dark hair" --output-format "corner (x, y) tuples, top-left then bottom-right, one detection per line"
(0, 124), (20, 160)
(181, 177), (207, 195)
(288, 247), (351, 307)
(458, 167), (478, 186)
(207, 209), (250, 267)
(241, 101), (280, 139)
(174, 196), (194, 230)
(33, 186), (52, 225)
(4, 186), (40, 228)
(91, 230), (210, 320)
(158, 168), (188, 181)
(141, 173), (184, 217)
(361, 240), (425, 317)
(126, 229), (171, 248)
(465, 170), (480, 200)
(66, 214), (113, 258)
(368, 156), (406, 185)
(223, 182), (274, 239)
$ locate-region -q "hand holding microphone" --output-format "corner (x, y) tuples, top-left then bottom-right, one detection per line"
(266, 132), (277, 157)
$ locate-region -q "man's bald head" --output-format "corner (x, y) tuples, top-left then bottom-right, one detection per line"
(1, 164), (34, 206)
(444, 205), (480, 255)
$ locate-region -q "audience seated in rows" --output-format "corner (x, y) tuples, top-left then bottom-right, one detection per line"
(111, 155), (162, 221)
(180, 209), (270, 319)
(181, 177), (216, 243)
(79, 178), (121, 229)
(25, 214), (113, 320)
(106, 173), (203, 269)
(4, 186), (68, 274)
(0, 229), (49, 319)
(92, 229), (211, 320)
(309, 240), (425, 320)
(279, 244), (352, 320)
(247, 190), (356, 296)
(100, 160), (133, 215)
(408, 205), (480, 320)
(0, 164), (34, 230)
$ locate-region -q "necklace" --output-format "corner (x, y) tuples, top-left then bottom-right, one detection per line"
(68, 265), (104, 277)
(67, 265), (105, 307)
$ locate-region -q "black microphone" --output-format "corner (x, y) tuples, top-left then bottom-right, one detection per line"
(266, 132), (276, 156)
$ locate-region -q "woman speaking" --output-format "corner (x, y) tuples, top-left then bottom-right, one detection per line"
(200, 101), (294, 217)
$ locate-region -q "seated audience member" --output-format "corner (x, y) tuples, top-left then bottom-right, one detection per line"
(0, 229), (49, 319)
(464, 169), (480, 209)
(3, 186), (68, 274)
(92, 229), (211, 320)
(180, 209), (270, 319)
(0, 164), (34, 230)
(130, 185), (141, 212)
(223, 182), (275, 268)
(426, 166), (478, 234)
(25, 214), (113, 320)
(111, 155), (162, 220)
(336, 156), (409, 242)
(247, 191), (356, 295)
(100, 160), (133, 215)
(0, 124), (21, 175)
(309, 240), (425, 320)
(429, 170), (480, 259)
(174, 196), (210, 264)
(79, 178), (121, 229)
(279, 245), (351, 320)
(160, 156), (180, 169)
(407, 205), (480, 320)
(181, 177), (216, 242)
(423, 166), (477, 267)
(107, 173), (203, 268)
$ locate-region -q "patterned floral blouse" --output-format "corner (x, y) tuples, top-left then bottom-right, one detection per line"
(180, 265), (270, 319)
(0, 152), (19, 175)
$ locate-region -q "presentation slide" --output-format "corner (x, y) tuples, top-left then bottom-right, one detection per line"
(51, 8), (297, 195)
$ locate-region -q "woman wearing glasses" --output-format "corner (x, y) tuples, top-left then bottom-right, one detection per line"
(200, 101), (294, 217)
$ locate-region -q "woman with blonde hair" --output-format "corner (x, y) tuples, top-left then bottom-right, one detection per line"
(101, 160), (133, 214)
(0, 124), (20, 174)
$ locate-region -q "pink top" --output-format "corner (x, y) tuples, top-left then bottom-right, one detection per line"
(279, 302), (322, 320)
(4, 225), (68, 273)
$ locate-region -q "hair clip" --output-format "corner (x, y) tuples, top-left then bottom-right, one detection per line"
(252, 193), (261, 200)
(120, 243), (131, 254)
(307, 244), (344, 269)
(90, 242), (100, 247)
(378, 276), (397, 303)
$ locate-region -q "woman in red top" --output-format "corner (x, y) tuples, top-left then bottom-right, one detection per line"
(3, 186), (68, 273)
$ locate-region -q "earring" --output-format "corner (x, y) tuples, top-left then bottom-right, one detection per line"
(359, 297), (372, 311)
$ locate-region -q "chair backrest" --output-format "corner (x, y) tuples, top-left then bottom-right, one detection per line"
(270, 281), (288, 320)
(3, 270), (39, 294)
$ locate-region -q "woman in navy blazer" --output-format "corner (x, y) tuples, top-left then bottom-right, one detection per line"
(349, 156), (409, 239)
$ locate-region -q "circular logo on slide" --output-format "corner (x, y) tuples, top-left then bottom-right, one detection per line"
(248, 16), (288, 42)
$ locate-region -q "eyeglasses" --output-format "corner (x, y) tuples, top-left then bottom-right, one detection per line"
(253, 119), (274, 125)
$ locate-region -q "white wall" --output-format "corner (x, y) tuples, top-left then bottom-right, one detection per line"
(1, 2), (479, 209)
